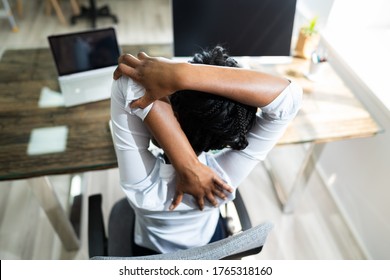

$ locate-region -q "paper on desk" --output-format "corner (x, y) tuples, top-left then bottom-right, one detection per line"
(246, 56), (293, 70)
(38, 86), (65, 108)
(27, 126), (68, 155)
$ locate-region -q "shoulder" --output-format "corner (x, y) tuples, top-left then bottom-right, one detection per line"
(111, 76), (128, 100)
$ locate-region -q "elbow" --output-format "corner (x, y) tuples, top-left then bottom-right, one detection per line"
(276, 81), (303, 122)
(289, 81), (303, 119)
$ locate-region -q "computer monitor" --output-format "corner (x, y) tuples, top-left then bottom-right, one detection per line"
(173, 0), (297, 57)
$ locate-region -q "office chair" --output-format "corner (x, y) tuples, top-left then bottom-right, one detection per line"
(88, 191), (273, 260)
(70, 0), (118, 28)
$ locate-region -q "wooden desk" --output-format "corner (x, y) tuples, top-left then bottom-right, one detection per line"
(0, 44), (172, 250)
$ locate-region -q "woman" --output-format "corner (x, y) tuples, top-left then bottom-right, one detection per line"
(111, 46), (302, 254)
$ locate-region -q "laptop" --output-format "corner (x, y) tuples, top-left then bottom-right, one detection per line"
(48, 27), (120, 107)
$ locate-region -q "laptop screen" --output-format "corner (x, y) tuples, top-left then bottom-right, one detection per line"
(48, 28), (120, 76)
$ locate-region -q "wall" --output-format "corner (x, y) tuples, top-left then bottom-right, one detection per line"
(318, 94), (390, 259)
(295, 0), (390, 259)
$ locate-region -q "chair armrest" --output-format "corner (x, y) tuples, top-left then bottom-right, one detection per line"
(233, 189), (252, 231)
(88, 194), (108, 257)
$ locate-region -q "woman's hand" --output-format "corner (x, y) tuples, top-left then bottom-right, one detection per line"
(114, 52), (182, 108)
(170, 161), (233, 211)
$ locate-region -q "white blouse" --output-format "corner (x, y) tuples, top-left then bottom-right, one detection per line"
(110, 76), (302, 253)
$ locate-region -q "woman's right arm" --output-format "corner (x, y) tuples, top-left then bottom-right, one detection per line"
(114, 52), (290, 109)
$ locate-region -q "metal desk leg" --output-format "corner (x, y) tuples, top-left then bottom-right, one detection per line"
(1, 0), (19, 32)
(29, 176), (80, 251)
(264, 143), (325, 214)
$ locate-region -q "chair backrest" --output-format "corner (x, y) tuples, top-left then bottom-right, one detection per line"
(89, 194), (273, 260)
(91, 221), (273, 260)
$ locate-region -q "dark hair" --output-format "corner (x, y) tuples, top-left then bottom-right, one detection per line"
(170, 46), (257, 154)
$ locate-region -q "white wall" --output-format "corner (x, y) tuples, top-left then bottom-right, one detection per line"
(295, 0), (390, 259)
(291, 0), (335, 47)
(318, 104), (390, 260)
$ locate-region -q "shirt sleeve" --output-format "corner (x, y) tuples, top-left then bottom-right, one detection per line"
(213, 81), (303, 187)
(110, 76), (157, 186)
(121, 76), (154, 121)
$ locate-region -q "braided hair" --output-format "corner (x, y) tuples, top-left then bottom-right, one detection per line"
(170, 46), (257, 154)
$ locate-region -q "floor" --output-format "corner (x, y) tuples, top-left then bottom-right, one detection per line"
(0, 0), (364, 260)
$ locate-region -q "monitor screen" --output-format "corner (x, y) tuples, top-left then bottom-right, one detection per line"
(48, 28), (120, 76)
(173, 0), (297, 57)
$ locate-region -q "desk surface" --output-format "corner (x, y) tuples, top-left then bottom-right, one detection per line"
(0, 45), (172, 180)
(0, 45), (380, 181)
(248, 58), (382, 145)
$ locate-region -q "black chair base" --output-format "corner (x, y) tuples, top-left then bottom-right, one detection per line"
(71, 0), (118, 28)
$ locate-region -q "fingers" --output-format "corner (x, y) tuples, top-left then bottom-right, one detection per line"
(171, 186), (232, 211)
(196, 197), (205, 211)
(129, 95), (154, 109)
(214, 177), (233, 193)
(113, 64), (134, 80)
(169, 191), (183, 211)
(113, 63), (134, 81)
(212, 188), (227, 200)
(170, 191), (206, 211)
(113, 66), (122, 80)
(171, 170), (234, 211)
(119, 53), (141, 66)
(137, 52), (149, 60)
(113, 53), (142, 80)
(206, 178), (233, 207)
(205, 192), (218, 208)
